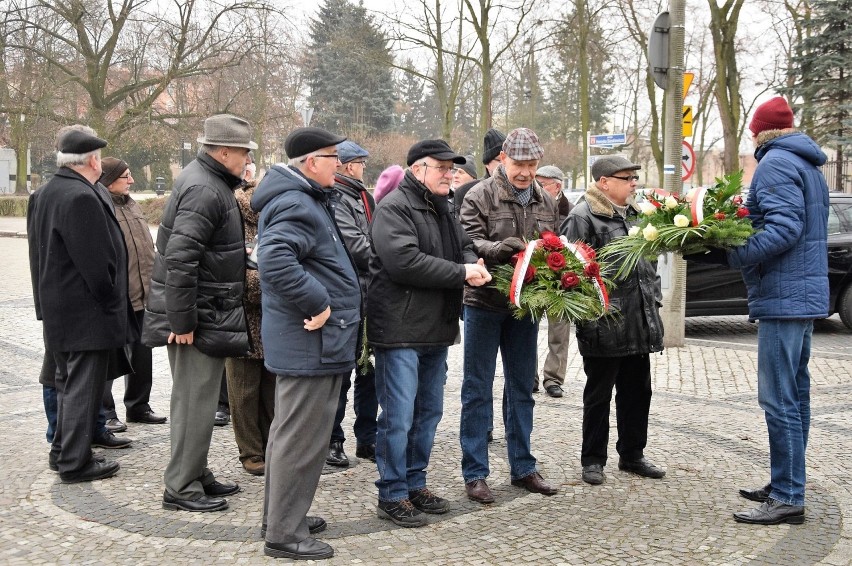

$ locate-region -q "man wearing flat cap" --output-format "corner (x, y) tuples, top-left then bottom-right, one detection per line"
(459, 127), (559, 504)
(250, 126), (360, 560)
(28, 125), (137, 483)
(324, 140), (378, 469)
(533, 165), (574, 399)
(561, 154), (666, 487)
(368, 139), (490, 527)
(144, 113), (255, 513)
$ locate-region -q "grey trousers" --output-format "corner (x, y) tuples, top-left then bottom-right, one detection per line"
(542, 315), (572, 388)
(164, 343), (223, 499)
(263, 372), (344, 544)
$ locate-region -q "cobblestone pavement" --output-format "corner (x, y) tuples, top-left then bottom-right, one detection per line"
(1, 235), (851, 565)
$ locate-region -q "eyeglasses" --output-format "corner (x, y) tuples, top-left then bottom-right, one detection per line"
(349, 160), (367, 165)
(302, 154), (340, 162)
(420, 162), (455, 175)
(118, 173), (133, 180)
(608, 175), (640, 182)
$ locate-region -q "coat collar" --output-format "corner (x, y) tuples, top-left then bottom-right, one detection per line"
(583, 183), (639, 218)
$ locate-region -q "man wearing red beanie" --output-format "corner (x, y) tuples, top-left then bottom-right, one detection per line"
(687, 96), (829, 525)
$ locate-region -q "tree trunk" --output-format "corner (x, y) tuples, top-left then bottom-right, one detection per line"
(708, 0), (745, 174)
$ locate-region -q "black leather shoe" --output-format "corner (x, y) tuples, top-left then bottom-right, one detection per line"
(326, 440), (349, 467)
(126, 409), (167, 424)
(739, 483), (771, 503)
(214, 410), (230, 426)
(105, 418), (127, 433)
(532, 381), (540, 393)
(511, 472), (558, 495)
(733, 499), (805, 525)
(59, 458), (120, 483)
(355, 444), (376, 462)
(50, 453), (105, 473)
(264, 538), (334, 560)
(618, 457), (665, 479)
(203, 480), (240, 497)
(582, 464), (606, 485)
(92, 431), (133, 449)
(162, 491), (228, 512)
(260, 516), (327, 538)
(545, 384), (564, 398)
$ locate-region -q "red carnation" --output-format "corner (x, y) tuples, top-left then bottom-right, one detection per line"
(583, 262), (601, 278)
(523, 265), (536, 284)
(561, 272), (580, 289)
(736, 207), (749, 218)
(714, 212), (726, 220)
(546, 251), (567, 271)
(733, 195), (743, 205)
(510, 251), (525, 266)
(575, 241), (596, 260)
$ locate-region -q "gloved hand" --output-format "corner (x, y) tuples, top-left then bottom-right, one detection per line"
(683, 247), (729, 266)
(494, 237), (528, 262)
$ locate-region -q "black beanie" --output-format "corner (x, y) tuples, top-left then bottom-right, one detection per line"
(482, 128), (506, 164)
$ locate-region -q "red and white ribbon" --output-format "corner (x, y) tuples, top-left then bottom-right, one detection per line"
(564, 237), (610, 311)
(690, 186), (708, 226)
(509, 240), (540, 308)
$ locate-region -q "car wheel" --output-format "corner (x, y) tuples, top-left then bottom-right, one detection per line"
(840, 284), (852, 330)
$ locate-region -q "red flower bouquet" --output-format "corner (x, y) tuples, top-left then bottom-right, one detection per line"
(493, 232), (610, 322)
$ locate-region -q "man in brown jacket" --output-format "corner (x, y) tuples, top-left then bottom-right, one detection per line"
(99, 157), (167, 429)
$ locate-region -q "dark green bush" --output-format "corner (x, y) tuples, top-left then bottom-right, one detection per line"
(138, 196), (168, 225)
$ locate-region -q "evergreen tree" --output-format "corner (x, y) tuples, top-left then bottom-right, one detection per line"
(306, 0), (397, 133)
(787, 0), (852, 189)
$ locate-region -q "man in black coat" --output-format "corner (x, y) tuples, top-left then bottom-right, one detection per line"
(28, 126), (137, 483)
(143, 114), (254, 513)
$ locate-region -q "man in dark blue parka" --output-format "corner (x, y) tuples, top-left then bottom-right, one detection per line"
(252, 127), (360, 561)
(688, 97), (829, 525)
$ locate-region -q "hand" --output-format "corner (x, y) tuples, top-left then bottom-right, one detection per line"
(168, 331), (194, 345)
(304, 306), (331, 331)
(494, 237), (528, 262)
(465, 259), (492, 287)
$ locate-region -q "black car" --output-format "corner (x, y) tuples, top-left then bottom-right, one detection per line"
(685, 192), (852, 329)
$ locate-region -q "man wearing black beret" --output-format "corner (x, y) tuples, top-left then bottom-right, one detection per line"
(367, 139), (490, 527)
(251, 126), (360, 560)
(28, 125), (137, 483)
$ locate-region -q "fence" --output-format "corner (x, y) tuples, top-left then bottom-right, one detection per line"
(820, 160), (852, 193)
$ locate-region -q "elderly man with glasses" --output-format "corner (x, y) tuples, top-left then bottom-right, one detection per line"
(561, 155), (666, 486)
(367, 139), (491, 527)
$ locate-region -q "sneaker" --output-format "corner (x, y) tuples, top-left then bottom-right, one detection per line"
(105, 418), (127, 433)
(376, 499), (426, 527)
(92, 430), (132, 449)
(408, 488), (450, 514)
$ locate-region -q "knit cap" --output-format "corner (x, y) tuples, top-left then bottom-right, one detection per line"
(482, 128), (506, 164)
(749, 97), (794, 135)
(100, 157), (129, 187)
(374, 165), (404, 203)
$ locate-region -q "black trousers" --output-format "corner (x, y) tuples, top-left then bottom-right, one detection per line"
(102, 310), (153, 419)
(52, 349), (110, 474)
(580, 354), (652, 467)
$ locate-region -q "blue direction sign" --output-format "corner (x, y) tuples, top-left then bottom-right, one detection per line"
(589, 133), (627, 146)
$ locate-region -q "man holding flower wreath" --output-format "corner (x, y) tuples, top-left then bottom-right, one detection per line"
(561, 155), (666, 486)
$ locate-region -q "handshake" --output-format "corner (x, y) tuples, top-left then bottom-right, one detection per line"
(464, 258), (492, 287)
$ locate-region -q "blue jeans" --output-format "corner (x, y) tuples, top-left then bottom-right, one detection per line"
(757, 319), (812, 507)
(43, 385), (57, 443)
(460, 305), (539, 482)
(374, 346), (448, 502)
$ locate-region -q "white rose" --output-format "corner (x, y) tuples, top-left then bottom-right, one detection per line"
(639, 202), (657, 215)
(665, 196), (678, 209)
(628, 226), (640, 237)
(642, 224), (659, 241)
(673, 214), (690, 228)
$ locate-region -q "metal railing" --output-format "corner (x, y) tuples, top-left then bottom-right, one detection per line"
(820, 160), (852, 193)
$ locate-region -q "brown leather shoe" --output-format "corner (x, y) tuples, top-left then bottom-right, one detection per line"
(243, 456), (265, 476)
(511, 472), (558, 495)
(465, 479), (495, 504)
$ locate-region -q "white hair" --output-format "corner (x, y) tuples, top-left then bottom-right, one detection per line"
(289, 150), (318, 168)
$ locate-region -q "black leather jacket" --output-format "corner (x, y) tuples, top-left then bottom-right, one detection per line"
(561, 184), (664, 357)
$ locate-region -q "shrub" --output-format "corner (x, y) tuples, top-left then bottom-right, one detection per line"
(138, 195), (168, 225)
(0, 196), (29, 217)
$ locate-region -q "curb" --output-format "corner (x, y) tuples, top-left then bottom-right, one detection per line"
(0, 230), (26, 239)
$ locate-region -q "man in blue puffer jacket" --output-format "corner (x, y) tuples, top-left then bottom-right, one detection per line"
(251, 127), (360, 561)
(690, 97), (829, 525)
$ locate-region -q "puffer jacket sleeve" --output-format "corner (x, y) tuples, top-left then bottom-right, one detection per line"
(728, 159), (805, 269)
(258, 196), (330, 318)
(163, 184), (221, 334)
(371, 198), (466, 289)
